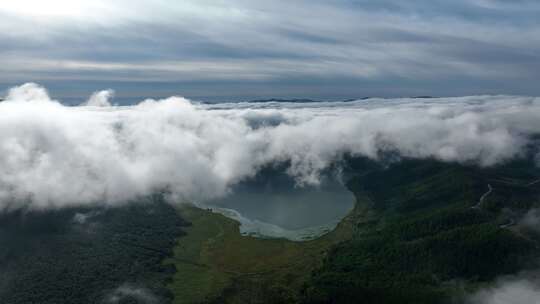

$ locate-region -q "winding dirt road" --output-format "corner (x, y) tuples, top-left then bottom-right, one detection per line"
(472, 184), (493, 209)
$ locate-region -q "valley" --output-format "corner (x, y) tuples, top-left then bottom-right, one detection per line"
(167, 157), (540, 303)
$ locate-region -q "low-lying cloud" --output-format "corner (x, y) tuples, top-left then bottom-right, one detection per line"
(466, 213), (540, 303)
(105, 284), (158, 304)
(1, 83), (540, 210)
(467, 273), (540, 304)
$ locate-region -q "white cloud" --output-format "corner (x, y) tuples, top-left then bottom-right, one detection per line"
(468, 276), (540, 304)
(5, 82), (53, 103)
(105, 284), (157, 304)
(0, 0), (106, 18)
(84, 89), (114, 107)
(0, 83), (539, 209)
(72, 210), (101, 224)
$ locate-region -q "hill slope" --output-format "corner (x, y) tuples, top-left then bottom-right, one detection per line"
(169, 158), (540, 303)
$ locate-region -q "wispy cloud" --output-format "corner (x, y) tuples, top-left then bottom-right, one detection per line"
(105, 284), (158, 304)
(467, 272), (540, 304)
(1, 1), (539, 97)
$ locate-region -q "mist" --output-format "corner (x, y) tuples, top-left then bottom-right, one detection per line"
(1, 83), (540, 210)
(467, 272), (540, 304)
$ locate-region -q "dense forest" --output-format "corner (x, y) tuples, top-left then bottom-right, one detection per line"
(0, 194), (188, 304)
(302, 158), (540, 304)
(1, 157), (540, 303)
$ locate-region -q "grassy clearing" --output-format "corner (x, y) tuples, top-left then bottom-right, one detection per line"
(165, 198), (369, 304)
(164, 206), (232, 303)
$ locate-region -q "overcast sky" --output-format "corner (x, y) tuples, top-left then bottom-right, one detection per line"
(1, 0), (539, 101)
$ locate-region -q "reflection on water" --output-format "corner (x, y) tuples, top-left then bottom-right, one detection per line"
(205, 168), (355, 240)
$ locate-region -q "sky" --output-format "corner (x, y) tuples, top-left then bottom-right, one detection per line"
(1, 0), (540, 101)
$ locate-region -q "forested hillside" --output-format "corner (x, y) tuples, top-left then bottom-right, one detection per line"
(0, 195), (188, 304)
(1, 157), (539, 304)
(303, 159), (540, 303)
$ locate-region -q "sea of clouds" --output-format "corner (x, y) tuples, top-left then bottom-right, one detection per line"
(1, 83), (540, 210)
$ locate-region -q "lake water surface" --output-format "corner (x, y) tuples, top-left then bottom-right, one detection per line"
(205, 170), (355, 241)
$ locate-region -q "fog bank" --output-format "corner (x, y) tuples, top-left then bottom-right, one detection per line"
(1, 83), (540, 209)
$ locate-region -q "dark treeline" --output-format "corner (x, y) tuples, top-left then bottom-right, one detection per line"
(0, 195), (188, 304)
(302, 158), (540, 304)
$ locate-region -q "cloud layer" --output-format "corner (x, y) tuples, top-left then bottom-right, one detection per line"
(1, 83), (540, 209)
(1, 1), (540, 98)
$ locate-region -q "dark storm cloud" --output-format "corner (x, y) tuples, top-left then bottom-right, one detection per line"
(0, 0), (539, 98)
